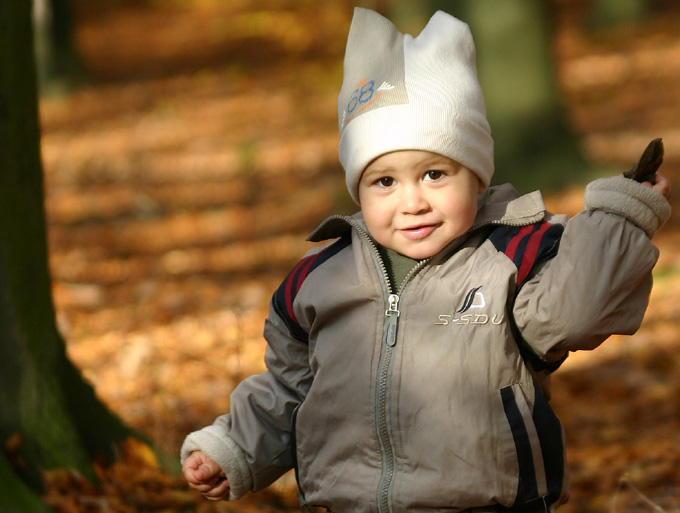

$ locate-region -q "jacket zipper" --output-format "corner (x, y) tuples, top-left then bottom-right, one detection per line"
(376, 292), (399, 513)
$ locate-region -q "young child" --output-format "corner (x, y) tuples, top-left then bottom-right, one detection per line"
(181, 8), (671, 512)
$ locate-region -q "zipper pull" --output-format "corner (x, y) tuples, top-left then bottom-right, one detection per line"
(386, 294), (400, 317)
(385, 294), (400, 347)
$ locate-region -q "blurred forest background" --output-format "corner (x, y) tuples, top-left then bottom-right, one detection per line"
(8, 0), (680, 511)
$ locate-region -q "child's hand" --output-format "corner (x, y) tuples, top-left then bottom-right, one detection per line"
(643, 172), (671, 201)
(183, 450), (230, 501)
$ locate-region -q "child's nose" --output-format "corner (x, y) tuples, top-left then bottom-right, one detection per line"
(400, 185), (429, 214)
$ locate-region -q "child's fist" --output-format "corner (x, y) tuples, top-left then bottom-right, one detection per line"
(183, 450), (230, 501)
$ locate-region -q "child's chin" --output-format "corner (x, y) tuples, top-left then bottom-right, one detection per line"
(398, 245), (440, 260)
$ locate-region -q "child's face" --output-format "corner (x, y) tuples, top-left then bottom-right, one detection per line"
(358, 150), (481, 260)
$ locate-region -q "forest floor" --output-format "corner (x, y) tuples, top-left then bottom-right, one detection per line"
(38, 1), (680, 512)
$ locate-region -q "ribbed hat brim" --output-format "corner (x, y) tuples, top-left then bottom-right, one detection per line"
(340, 103), (494, 204)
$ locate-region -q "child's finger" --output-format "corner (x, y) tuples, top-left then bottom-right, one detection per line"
(203, 476), (231, 501)
(638, 173), (671, 200)
(652, 173), (671, 200)
(189, 480), (217, 494)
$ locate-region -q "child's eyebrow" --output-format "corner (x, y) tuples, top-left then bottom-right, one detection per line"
(363, 166), (394, 177)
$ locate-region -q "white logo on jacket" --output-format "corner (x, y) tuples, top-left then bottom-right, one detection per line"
(435, 286), (504, 326)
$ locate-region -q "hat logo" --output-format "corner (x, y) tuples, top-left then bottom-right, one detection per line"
(343, 78), (389, 127)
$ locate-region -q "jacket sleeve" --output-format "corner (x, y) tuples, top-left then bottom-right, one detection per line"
(513, 176), (670, 362)
(180, 297), (314, 499)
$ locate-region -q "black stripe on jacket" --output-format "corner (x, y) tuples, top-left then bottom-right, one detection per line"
(497, 380), (565, 513)
(272, 235), (352, 344)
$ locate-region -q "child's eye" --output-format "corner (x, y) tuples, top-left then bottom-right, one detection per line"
(424, 170), (443, 181)
(377, 177), (395, 187)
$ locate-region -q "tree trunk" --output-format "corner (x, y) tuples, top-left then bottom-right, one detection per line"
(0, 1), (131, 511)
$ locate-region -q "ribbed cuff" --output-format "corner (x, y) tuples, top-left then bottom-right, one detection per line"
(584, 176), (671, 238)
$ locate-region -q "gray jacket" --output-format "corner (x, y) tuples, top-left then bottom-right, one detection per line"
(182, 177), (670, 512)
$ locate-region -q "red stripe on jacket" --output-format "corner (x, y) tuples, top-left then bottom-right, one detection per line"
(517, 222), (551, 284)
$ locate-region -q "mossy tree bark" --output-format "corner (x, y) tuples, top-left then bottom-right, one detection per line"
(0, 2), (130, 512)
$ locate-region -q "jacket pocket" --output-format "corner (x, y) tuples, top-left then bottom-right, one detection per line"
(499, 381), (565, 512)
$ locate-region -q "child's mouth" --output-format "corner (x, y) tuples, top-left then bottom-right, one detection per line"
(401, 224), (437, 240)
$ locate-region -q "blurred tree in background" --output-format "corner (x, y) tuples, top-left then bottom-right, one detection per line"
(1, 1), (131, 512)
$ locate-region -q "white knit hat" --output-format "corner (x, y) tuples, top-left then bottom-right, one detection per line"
(338, 8), (494, 204)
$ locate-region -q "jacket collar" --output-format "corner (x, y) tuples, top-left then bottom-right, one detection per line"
(472, 183), (546, 229)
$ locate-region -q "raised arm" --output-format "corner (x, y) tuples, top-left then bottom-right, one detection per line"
(513, 173), (670, 363)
